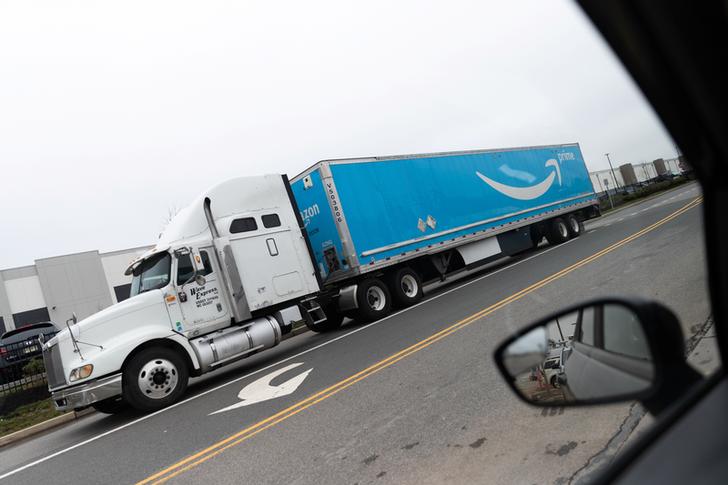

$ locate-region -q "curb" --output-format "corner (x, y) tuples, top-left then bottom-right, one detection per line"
(0, 407), (95, 448)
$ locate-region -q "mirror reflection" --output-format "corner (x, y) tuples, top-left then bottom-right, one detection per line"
(503, 303), (655, 404)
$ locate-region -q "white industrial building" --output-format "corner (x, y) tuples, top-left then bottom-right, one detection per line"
(589, 157), (683, 194)
(0, 246), (150, 334)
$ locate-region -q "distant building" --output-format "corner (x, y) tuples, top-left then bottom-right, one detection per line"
(589, 168), (624, 194)
(619, 163), (638, 186)
(589, 157), (683, 195)
(0, 246), (150, 334)
(653, 158), (668, 176)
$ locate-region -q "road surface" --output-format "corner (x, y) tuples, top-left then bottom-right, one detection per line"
(0, 182), (711, 485)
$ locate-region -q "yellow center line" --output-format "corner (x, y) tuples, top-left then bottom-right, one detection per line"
(139, 196), (702, 485)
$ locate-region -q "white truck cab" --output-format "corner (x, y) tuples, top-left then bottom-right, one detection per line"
(42, 175), (322, 412)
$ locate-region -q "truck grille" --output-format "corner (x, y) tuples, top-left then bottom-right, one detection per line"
(42, 344), (67, 390)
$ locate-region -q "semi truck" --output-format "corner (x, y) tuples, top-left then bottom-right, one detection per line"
(42, 143), (599, 413)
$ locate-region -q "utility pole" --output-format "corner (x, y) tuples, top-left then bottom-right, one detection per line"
(604, 179), (614, 209)
(605, 153), (621, 191)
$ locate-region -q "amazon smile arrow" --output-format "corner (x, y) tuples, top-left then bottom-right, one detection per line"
(477, 159), (561, 200)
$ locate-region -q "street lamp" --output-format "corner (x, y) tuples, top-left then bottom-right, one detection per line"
(605, 153), (621, 192)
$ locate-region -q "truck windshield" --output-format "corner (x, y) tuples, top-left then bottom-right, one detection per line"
(130, 252), (171, 297)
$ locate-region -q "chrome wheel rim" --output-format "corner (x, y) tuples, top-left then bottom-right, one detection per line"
(366, 286), (386, 311)
(558, 222), (569, 239)
(137, 358), (179, 400)
(400, 274), (419, 298)
(569, 218), (579, 233)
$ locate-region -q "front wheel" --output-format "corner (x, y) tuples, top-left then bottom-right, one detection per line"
(122, 347), (189, 412)
(354, 278), (392, 322)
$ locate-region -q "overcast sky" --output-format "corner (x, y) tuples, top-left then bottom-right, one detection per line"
(0, 0), (676, 269)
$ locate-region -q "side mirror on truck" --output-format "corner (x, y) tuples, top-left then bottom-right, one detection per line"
(191, 248), (206, 286)
(174, 247), (207, 286)
(493, 298), (703, 416)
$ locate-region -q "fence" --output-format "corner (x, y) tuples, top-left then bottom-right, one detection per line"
(0, 332), (57, 415)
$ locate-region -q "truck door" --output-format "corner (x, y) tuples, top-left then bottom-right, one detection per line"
(174, 249), (229, 333)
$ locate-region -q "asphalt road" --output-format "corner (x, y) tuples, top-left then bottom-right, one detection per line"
(0, 182), (710, 485)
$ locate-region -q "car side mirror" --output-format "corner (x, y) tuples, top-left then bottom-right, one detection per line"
(194, 274), (206, 286)
(494, 298), (703, 415)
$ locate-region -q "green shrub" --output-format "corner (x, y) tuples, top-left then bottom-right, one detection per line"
(22, 358), (46, 377)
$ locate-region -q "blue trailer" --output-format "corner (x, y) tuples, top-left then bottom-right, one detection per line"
(290, 143), (599, 329)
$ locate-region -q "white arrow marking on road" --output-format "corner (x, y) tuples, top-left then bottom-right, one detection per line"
(209, 362), (312, 415)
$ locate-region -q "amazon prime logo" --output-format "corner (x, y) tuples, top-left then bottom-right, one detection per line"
(300, 203), (320, 227)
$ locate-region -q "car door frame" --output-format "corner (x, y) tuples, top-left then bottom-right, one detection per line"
(574, 1), (728, 483)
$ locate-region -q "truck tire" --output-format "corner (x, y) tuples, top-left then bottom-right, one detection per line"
(92, 396), (128, 414)
(545, 218), (570, 245)
(387, 267), (423, 308)
(566, 214), (582, 238)
(305, 303), (344, 333)
(354, 278), (392, 322)
(122, 347), (189, 412)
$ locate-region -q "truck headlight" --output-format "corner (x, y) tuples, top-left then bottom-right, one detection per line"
(69, 364), (94, 382)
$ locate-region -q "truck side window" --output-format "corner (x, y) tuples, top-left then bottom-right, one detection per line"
(176, 251), (213, 285)
(198, 250), (213, 275)
(176, 255), (195, 285)
(230, 217), (258, 233)
(262, 213), (281, 228)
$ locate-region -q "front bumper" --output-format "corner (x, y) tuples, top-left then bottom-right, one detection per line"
(50, 374), (122, 411)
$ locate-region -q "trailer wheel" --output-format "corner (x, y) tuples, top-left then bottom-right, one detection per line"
(92, 396), (128, 414)
(122, 347), (189, 412)
(566, 214), (582, 237)
(545, 218), (570, 245)
(387, 267), (423, 308)
(355, 279), (392, 322)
